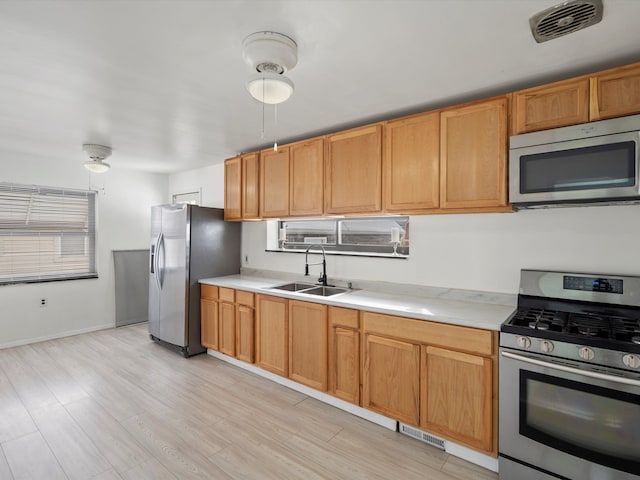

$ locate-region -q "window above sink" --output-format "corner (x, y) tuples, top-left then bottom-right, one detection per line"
(266, 216), (410, 258)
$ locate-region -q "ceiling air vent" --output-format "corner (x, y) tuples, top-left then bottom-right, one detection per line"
(530, 0), (603, 43)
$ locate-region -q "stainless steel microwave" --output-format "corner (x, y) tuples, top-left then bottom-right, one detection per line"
(509, 114), (640, 209)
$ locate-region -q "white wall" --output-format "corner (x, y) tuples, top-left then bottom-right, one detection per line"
(0, 151), (168, 348)
(170, 165), (640, 295)
(242, 205), (640, 294)
(169, 163), (224, 208)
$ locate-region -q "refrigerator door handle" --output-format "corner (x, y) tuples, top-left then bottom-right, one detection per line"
(157, 232), (165, 289)
(150, 244), (156, 274)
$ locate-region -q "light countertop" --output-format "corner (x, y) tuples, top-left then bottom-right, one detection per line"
(200, 274), (515, 331)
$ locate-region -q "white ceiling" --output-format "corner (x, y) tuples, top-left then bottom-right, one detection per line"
(1, 0), (640, 174)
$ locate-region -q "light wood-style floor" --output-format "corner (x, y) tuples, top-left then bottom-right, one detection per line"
(0, 323), (498, 480)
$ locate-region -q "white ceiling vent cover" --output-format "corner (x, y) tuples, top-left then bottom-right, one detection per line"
(530, 0), (603, 43)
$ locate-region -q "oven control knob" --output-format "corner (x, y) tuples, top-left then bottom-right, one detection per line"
(540, 340), (554, 353)
(622, 354), (640, 369)
(516, 336), (531, 349)
(578, 347), (595, 361)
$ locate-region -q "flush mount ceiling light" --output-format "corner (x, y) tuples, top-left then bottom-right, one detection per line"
(242, 31), (297, 104)
(82, 144), (112, 173)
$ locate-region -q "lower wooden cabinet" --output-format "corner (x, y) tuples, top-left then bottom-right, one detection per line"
(218, 300), (236, 357)
(362, 334), (421, 426)
(201, 298), (219, 350)
(256, 294), (289, 377)
(421, 346), (493, 453)
(361, 311), (497, 456)
(204, 286), (498, 457)
(328, 307), (360, 404)
(236, 304), (255, 363)
(201, 285), (219, 350)
(288, 300), (328, 391)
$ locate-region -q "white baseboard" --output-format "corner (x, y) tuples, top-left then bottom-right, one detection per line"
(207, 349), (499, 473)
(0, 323), (114, 350)
(446, 441), (499, 472)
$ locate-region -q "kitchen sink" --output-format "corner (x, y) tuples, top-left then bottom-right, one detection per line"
(270, 282), (316, 292)
(301, 286), (350, 297)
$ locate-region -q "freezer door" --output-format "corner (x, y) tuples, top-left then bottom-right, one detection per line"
(148, 205), (162, 338)
(158, 205), (188, 346)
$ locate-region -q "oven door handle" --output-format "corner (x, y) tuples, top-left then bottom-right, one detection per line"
(501, 351), (640, 388)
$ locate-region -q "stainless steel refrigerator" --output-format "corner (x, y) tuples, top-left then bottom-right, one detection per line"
(148, 204), (240, 356)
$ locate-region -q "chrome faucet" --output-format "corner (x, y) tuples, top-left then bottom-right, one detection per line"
(304, 244), (328, 286)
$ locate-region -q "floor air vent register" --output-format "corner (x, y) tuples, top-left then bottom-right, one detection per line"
(399, 423), (446, 450)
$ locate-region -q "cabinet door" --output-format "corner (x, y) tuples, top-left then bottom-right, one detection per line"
(260, 147), (290, 218)
(590, 63), (640, 120)
(440, 97), (508, 209)
(242, 153), (260, 219)
(362, 334), (420, 425)
(289, 300), (328, 391)
(325, 124), (382, 214)
(512, 77), (589, 134)
(218, 301), (236, 357)
(328, 307), (360, 404)
(384, 112), (440, 212)
(224, 156), (242, 221)
(421, 346), (493, 453)
(290, 138), (324, 216)
(200, 298), (219, 350)
(236, 305), (255, 363)
(329, 327), (360, 404)
(256, 295), (289, 376)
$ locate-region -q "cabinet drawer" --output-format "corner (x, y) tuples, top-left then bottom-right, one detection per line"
(201, 284), (218, 300)
(219, 287), (235, 303)
(236, 290), (255, 307)
(329, 306), (359, 329)
(362, 312), (494, 356)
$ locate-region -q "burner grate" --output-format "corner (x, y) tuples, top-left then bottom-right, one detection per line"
(510, 307), (640, 344)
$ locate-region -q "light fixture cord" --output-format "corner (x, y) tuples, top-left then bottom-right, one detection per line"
(274, 103), (278, 152)
(261, 78), (265, 140)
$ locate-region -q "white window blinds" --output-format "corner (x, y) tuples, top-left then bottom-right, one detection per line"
(0, 183), (97, 284)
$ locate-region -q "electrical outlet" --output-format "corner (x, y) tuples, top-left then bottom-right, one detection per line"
(40, 298), (47, 307)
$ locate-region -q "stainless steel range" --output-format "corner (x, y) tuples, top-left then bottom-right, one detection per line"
(499, 270), (640, 480)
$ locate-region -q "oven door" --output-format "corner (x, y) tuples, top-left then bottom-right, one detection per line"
(499, 348), (640, 480)
(509, 131), (640, 206)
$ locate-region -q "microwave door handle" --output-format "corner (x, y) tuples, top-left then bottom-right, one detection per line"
(501, 351), (640, 388)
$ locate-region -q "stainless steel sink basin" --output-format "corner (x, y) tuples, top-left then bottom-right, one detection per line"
(270, 282), (316, 292)
(301, 286), (350, 297)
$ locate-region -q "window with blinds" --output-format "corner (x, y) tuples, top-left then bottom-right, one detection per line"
(0, 183), (97, 284)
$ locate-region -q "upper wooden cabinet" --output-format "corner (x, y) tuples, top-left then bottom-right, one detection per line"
(325, 124), (383, 214)
(512, 77), (590, 134)
(260, 147), (290, 218)
(290, 138), (324, 216)
(440, 97), (508, 209)
(224, 156), (242, 221)
(512, 62), (640, 133)
(591, 63), (640, 121)
(241, 153), (260, 220)
(384, 112), (440, 213)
